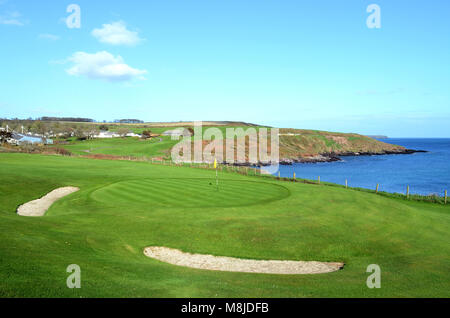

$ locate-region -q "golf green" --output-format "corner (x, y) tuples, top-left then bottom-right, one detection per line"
(90, 178), (290, 208)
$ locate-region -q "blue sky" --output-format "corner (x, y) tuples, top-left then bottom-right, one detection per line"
(0, 0), (449, 137)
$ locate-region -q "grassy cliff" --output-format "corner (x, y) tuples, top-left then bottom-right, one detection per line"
(6, 122), (410, 163)
(278, 128), (406, 162)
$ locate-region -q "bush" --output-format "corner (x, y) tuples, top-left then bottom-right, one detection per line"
(50, 147), (72, 156)
(142, 130), (152, 139)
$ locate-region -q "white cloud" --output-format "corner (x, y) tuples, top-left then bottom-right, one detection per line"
(91, 21), (143, 46)
(39, 33), (60, 41)
(0, 11), (25, 26)
(66, 51), (147, 82)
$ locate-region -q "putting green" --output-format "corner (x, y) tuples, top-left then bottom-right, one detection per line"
(90, 178), (290, 208)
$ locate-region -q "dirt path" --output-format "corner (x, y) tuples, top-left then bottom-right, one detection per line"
(144, 246), (344, 274)
(17, 187), (80, 217)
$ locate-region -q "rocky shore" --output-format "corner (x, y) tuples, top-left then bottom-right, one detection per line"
(279, 149), (427, 165)
(225, 149), (427, 166)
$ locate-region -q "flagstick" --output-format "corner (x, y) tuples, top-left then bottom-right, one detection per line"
(216, 168), (218, 191)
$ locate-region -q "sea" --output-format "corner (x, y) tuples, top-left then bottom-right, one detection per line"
(276, 138), (450, 196)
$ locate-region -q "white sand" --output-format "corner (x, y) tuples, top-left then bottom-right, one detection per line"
(144, 246), (344, 274)
(17, 187), (80, 217)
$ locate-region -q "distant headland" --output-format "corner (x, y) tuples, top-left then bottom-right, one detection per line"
(366, 135), (389, 139)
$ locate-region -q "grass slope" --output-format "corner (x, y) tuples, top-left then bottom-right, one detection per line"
(60, 136), (178, 158)
(0, 153), (449, 297)
(54, 125), (405, 162)
(279, 128), (404, 159)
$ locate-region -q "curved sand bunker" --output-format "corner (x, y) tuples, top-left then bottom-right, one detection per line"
(17, 187), (80, 217)
(144, 247), (344, 274)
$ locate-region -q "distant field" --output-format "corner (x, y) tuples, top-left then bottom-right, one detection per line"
(59, 136), (178, 158)
(107, 124), (268, 135)
(61, 121), (261, 128)
(55, 125), (270, 159)
(0, 153), (449, 297)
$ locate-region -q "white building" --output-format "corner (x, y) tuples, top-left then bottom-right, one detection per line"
(93, 131), (142, 139)
(95, 131), (120, 139)
(162, 128), (192, 137)
(126, 132), (141, 138)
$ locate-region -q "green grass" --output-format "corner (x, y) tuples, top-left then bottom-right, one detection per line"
(91, 178), (289, 209)
(107, 125), (268, 136)
(108, 126), (172, 135)
(59, 136), (178, 158)
(0, 153), (449, 298)
(56, 126), (269, 159)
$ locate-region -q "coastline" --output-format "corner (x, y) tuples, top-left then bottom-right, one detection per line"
(226, 149), (428, 166)
(279, 149), (428, 165)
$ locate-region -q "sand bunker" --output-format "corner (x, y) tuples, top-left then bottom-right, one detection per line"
(144, 246), (344, 274)
(17, 187), (80, 217)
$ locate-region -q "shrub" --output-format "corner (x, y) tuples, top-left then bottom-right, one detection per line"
(50, 147), (72, 156)
(142, 130), (152, 139)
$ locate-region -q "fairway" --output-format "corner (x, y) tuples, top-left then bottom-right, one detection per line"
(0, 153), (449, 298)
(59, 136), (179, 158)
(91, 178), (290, 208)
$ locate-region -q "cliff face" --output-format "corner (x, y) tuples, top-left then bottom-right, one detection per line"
(169, 126), (420, 165)
(278, 129), (406, 163)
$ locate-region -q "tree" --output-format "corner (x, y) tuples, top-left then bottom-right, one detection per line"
(73, 126), (87, 140)
(142, 130), (152, 139)
(117, 127), (130, 138)
(0, 131), (12, 144)
(86, 127), (100, 140)
(56, 123), (75, 139)
(4, 120), (24, 133)
(32, 121), (49, 143)
(39, 117), (94, 123)
(51, 121), (62, 136)
(24, 121), (34, 133)
(114, 119), (144, 124)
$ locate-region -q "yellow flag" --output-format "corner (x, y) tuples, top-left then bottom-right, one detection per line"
(214, 159), (217, 169)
